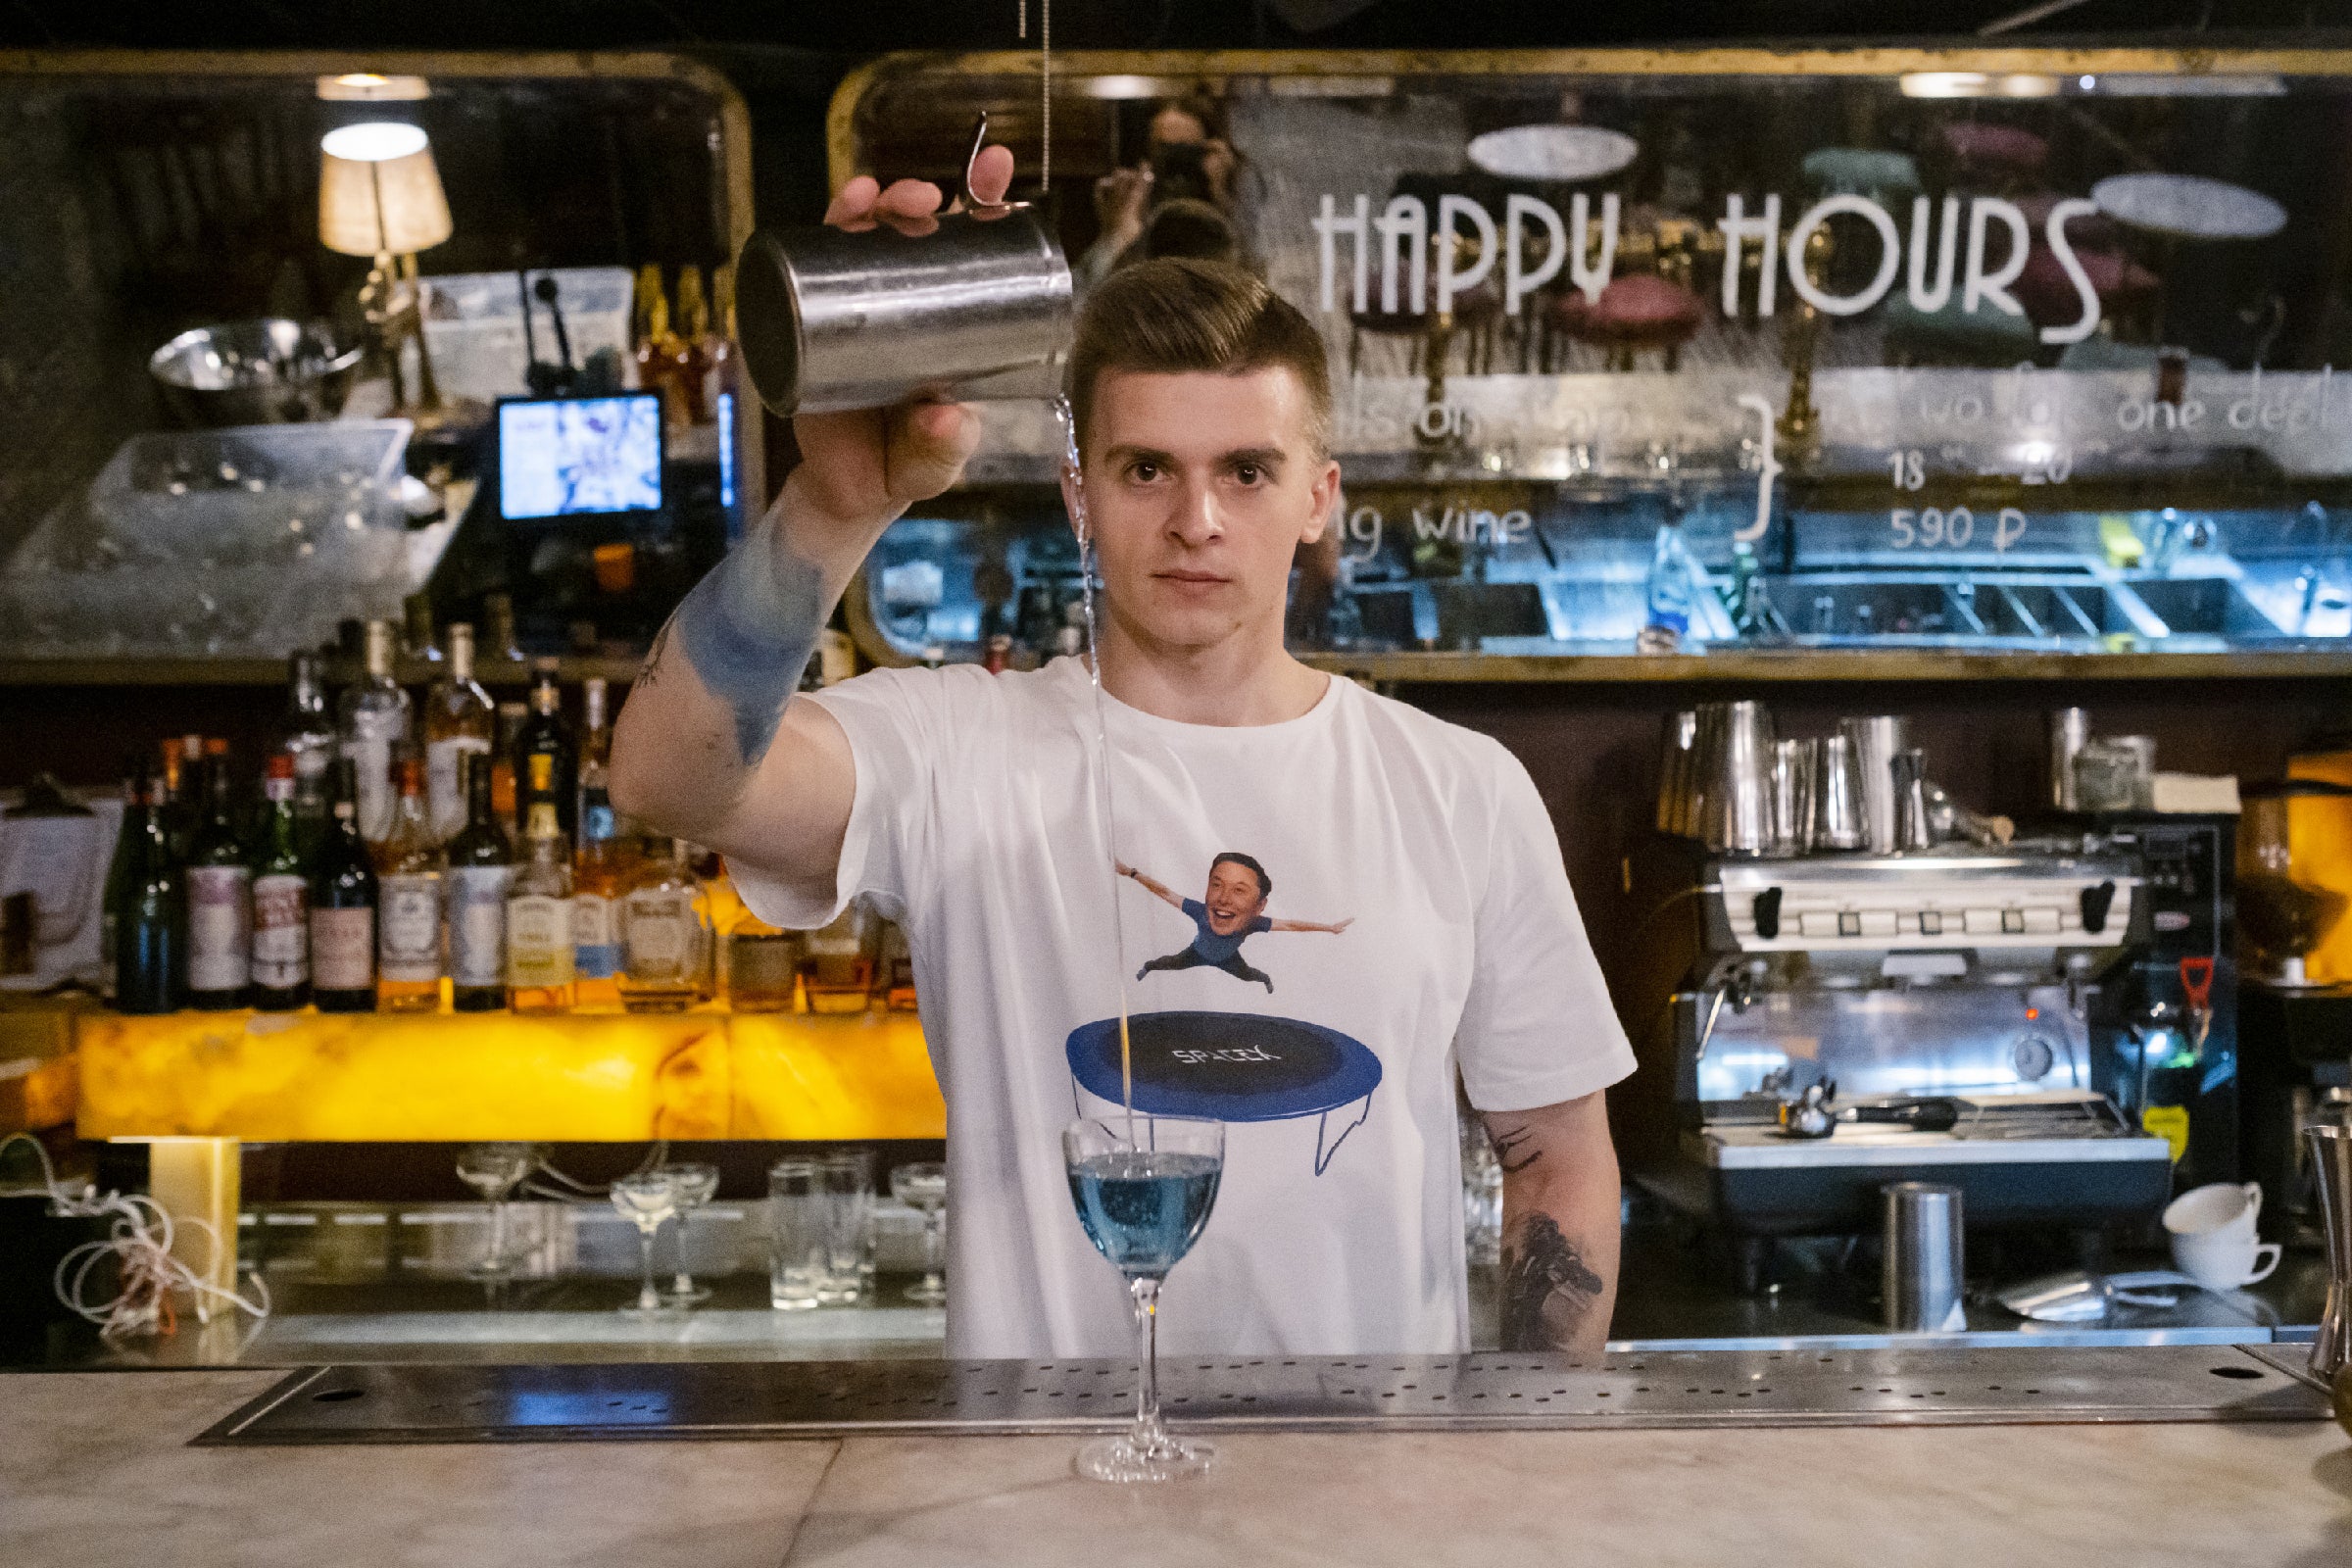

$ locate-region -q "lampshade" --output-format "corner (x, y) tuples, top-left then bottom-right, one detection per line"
(318, 122), (452, 257)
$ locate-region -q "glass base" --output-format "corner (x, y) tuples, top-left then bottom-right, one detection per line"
(904, 1272), (947, 1305)
(617, 1301), (687, 1321)
(1074, 1431), (1214, 1484)
(660, 1284), (713, 1307)
(464, 1259), (516, 1282)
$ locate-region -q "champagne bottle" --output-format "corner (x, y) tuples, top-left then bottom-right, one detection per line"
(508, 759), (575, 1014)
(184, 755), (253, 1010)
(250, 753), (311, 1012)
(423, 622), (496, 842)
(112, 763), (185, 1014)
(338, 619), (414, 845)
(445, 753), (513, 1013)
(512, 659), (577, 848)
(375, 756), (444, 1013)
(311, 757), (379, 1013)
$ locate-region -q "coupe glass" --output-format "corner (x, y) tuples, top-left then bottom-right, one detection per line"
(660, 1162), (722, 1307)
(610, 1169), (682, 1317)
(891, 1161), (950, 1306)
(455, 1142), (540, 1281)
(1061, 1114), (1224, 1483)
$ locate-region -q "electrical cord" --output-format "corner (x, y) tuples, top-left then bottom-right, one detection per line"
(0, 1132), (270, 1339)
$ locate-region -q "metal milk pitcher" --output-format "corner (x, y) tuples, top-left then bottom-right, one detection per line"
(733, 118), (1073, 416)
(2305, 1123), (2352, 1383)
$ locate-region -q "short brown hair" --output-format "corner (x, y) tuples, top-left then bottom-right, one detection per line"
(1069, 259), (1333, 461)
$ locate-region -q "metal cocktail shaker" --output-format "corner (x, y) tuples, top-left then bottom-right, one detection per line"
(734, 209), (1074, 416)
(1840, 715), (1909, 855)
(1709, 700), (1776, 857)
(1813, 732), (1866, 851)
(1883, 1181), (1967, 1333)
(2305, 1124), (2352, 1383)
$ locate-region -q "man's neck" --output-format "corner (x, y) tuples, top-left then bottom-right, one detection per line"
(1094, 612), (1329, 727)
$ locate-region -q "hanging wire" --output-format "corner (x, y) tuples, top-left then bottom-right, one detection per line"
(1018, 0), (1027, 39)
(1039, 0), (1052, 193)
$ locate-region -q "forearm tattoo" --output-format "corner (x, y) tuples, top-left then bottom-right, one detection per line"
(669, 534), (830, 765)
(1499, 1213), (1606, 1352)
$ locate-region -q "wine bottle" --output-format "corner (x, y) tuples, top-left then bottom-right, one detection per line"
(512, 658), (577, 848)
(375, 756), (444, 1013)
(250, 753), (312, 1012)
(112, 763), (186, 1014)
(423, 622), (496, 842)
(311, 757), (379, 1013)
(445, 752), (513, 1013)
(184, 755), (253, 1010)
(508, 760), (575, 1014)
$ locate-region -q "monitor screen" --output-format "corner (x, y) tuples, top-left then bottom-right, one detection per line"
(497, 395), (663, 520)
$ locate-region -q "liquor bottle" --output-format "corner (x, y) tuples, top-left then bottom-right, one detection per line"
(482, 592), (526, 666)
(156, 735), (202, 862)
(513, 658), (577, 848)
(1643, 509), (1696, 648)
(401, 591), (443, 664)
(98, 762), (143, 1003)
(491, 701), (528, 823)
(572, 684), (628, 1008)
(719, 859), (801, 1012)
(311, 758), (379, 1013)
(632, 264), (691, 426)
(703, 261), (738, 427)
(675, 265), (713, 424)
(880, 919), (918, 1011)
(275, 652), (339, 798)
(250, 753), (312, 1012)
(800, 899), (876, 1014)
(338, 619), (414, 845)
(445, 753), (513, 1013)
(507, 763), (575, 1014)
(183, 755), (253, 1010)
(423, 622), (496, 842)
(111, 763), (185, 1014)
(619, 838), (704, 1013)
(375, 756), (444, 1013)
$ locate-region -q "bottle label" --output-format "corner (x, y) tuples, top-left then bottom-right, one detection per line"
(379, 873), (443, 983)
(448, 865), (513, 987)
(508, 894), (574, 987)
(573, 893), (620, 978)
(186, 864), (252, 993)
(345, 728), (399, 842)
(252, 872), (310, 988)
(312, 906), (375, 991)
(624, 890), (693, 976)
(427, 736), (490, 840)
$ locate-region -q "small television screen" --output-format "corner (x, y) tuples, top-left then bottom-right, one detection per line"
(497, 394), (663, 520)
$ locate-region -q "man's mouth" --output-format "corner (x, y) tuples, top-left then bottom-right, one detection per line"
(1154, 569), (1229, 585)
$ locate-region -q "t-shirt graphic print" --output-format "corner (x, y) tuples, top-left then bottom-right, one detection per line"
(733, 658), (1635, 1358)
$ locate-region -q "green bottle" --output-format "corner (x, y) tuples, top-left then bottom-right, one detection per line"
(250, 753), (312, 1011)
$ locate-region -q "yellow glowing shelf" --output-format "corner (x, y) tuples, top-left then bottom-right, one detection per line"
(74, 1006), (944, 1142)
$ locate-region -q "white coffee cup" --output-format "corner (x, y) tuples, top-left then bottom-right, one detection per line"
(2163, 1181), (2282, 1291)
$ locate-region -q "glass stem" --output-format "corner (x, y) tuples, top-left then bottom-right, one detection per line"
(671, 1216), (692, 1294)
(636, 1224), (661, 1311)
(1130, 1275), (1164, 1448)
(485, 1198), (507, 1271)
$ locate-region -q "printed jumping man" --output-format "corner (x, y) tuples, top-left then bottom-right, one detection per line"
(1118, 854), (1352, 994)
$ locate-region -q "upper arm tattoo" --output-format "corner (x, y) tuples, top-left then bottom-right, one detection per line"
(1488, 1120), (1542, 1175)
(1499, 1212), (1606, 1352)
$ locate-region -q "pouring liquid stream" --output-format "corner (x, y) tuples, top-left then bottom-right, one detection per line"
(1054, 394), (1136, 1124)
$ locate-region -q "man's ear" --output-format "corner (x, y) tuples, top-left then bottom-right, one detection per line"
(1298, 460), (1342, 545)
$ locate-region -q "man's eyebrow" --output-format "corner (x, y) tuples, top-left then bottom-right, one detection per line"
(1220, 447), (1286, 467)
(1102, 442), (1178, 466)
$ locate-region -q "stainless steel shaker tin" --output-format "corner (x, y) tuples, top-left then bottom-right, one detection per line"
(734, 209), (1075, 416)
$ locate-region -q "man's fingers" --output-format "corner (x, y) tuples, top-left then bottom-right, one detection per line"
(876, 178), (945, 220)
(823, 174), (881, 229)
(968, 144), (1015, 207)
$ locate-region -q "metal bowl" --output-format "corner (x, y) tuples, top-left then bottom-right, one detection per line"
(148, 318), (365, 427)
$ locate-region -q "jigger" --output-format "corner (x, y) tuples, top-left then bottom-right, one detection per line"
(2304, 1123), (2352, 1383)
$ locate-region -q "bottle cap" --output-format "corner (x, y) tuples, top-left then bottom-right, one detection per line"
(265, 753), (296, 780)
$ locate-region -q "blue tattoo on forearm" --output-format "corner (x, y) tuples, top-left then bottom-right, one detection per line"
(667, 537), (829, 764)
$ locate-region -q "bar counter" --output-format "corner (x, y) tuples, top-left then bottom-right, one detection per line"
(4, 1360), (2346, 1567)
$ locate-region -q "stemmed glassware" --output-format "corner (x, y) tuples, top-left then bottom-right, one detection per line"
(891, 1161), (949, 1306)
(455, 1142), (540, 1281)
(661, 1162), (721, 1307)
(1061, 1114), (1224, 1483)
(610, 1169), (682, 1318)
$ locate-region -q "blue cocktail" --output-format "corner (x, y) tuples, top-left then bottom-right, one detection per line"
(1061, 1114), (1224, 1482)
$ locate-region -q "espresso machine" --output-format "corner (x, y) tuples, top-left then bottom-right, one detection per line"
(1661, 844), (2183, 1244)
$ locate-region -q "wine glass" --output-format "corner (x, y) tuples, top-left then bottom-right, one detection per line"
(660, 1162), (721, 1307)
(610, 1169), (682, 1318)
(890, 1161), (949, 1306)
(455, 1142), (540, 1281)
(1061, 1114), (1224, 1484)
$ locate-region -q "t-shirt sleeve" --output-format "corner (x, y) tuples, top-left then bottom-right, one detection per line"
(1180, 898), (1205, 922)
(730, 664), (986, 931)
(1453, 742), (1638, 1113)
(1250, 914), (1274, 935)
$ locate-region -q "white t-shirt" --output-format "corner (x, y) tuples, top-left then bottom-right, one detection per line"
(734, 658), (1634, 1358)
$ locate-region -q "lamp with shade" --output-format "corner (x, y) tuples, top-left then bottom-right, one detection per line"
(319, 121), (453, 414)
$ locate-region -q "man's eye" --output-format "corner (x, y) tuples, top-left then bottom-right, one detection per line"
(1129, 461), (1159, 482)
(1235, 464), (1261, 484)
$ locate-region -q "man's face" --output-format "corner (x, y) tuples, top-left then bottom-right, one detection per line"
(1150, 105), (1207, 149)
(1070, 367), (1340, 658)
(1202, 860), (1268, 935)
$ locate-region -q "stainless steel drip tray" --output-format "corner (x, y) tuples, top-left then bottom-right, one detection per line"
(193, 1346), (2327, 1445)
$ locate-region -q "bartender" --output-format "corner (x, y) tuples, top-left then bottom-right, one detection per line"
(610, 145), (1635, 1359)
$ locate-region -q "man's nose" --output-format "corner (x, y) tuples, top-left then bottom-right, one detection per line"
(1168, 477), (1224, 547)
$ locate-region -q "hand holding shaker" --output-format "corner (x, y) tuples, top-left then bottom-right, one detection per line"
(733, 115), (1074, 417)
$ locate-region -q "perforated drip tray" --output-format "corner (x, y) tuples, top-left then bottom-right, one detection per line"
(195, 1345), (2328, 1445)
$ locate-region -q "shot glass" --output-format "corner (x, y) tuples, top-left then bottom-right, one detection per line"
(768, 1158), (826, 1311)
(818, 1148), (876, 1304)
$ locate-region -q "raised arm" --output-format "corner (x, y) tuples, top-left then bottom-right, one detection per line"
(1114, 860), (1187, 911)
(610, 152), (1012, 906)
(1267, 915), (1353, 934)
(1482, 1091), (1620, 1354)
